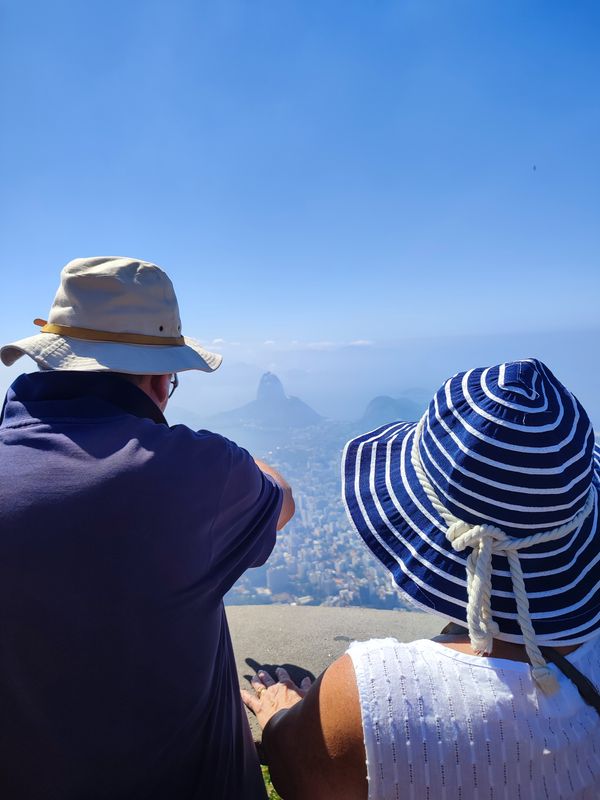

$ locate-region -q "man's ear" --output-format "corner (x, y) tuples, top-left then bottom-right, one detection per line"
(149, 374), (170, 409)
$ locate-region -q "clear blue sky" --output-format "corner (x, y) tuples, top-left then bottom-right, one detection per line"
(0, 1), (598, 419)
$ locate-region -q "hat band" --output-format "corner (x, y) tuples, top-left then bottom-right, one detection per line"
(35, 321), (185, 347)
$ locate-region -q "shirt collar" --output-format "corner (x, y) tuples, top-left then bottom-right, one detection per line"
(0, 371), (168, 428)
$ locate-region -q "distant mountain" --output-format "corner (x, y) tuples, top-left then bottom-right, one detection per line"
(358, 395), (424, 430)
(209, 372), (323, 430)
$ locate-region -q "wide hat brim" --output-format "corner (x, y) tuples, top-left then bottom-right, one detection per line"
(343, 421), (600, 646)
(0, 332), (222, 374)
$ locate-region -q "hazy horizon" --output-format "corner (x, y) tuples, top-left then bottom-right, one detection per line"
(177, 326), (600, 427)
(7, 326), (595, 430)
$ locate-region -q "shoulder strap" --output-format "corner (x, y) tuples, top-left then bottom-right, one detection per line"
(539, 646), (600, 714)
(439, 623), (600, 714)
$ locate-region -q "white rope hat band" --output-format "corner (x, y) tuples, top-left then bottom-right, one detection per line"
(410, 412), (597, 694)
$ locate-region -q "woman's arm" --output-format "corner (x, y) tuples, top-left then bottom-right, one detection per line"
(242, 655), (368, 800)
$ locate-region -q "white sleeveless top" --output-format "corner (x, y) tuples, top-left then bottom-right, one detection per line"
(348, 637), (600, 800)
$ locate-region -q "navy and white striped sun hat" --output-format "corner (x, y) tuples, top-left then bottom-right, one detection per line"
(343, 359), (599, 689)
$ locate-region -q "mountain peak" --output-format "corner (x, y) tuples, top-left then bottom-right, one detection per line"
(210, 371), (322, 431)
(257, 372), (286, 404)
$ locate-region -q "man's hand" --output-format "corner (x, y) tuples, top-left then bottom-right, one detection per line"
(254, 459), (295, 530)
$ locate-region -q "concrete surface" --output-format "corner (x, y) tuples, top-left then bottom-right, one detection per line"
(227, 605), (442, 738)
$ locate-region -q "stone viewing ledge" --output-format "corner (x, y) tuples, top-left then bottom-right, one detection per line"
(227, 605), (442, 737)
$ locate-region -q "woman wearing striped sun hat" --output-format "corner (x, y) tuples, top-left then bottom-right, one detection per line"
(243, 358), (600, 800)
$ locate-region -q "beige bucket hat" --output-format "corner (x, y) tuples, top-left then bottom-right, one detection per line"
(0, 256), (223, 374)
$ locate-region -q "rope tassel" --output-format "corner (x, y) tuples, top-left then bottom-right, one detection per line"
(410, 414), (596, 695)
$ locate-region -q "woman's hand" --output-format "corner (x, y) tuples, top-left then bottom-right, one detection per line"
(241, 667), (312, 731)
(241, 657), (367, 800)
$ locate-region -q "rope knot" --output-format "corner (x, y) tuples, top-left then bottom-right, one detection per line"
(447, 521), (508, 554)
(445, 520), (471, 548)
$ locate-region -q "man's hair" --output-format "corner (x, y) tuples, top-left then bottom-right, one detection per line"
(37, 365), (146, 385)
(114, 373), (145, 386)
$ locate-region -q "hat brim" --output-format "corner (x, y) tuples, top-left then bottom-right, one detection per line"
(342, 422), (600, 646)
(0, 332), (222, 374)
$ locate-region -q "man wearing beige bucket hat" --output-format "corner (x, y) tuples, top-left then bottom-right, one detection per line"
(0, 256), (294, 799)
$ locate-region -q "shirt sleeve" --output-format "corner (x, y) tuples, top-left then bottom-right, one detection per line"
(208, 438), (283, 595)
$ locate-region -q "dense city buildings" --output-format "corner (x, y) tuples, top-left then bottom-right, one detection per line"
(224, 420), (408, 610)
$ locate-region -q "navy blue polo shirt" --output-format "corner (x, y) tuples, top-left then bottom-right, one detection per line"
(0, 371), (282, 800)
